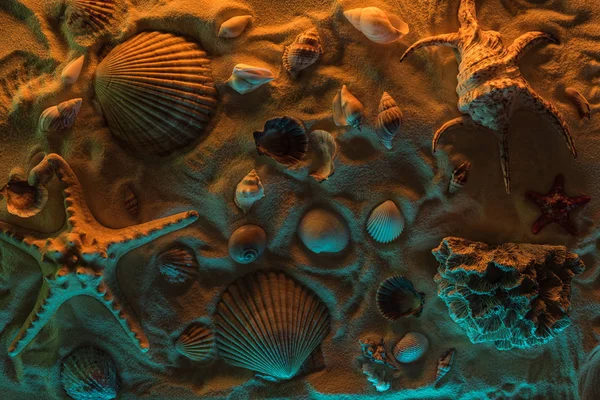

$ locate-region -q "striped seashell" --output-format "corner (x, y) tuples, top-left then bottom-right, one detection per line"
(0, 168), (48, 218)
(95, 31), (217, 156)
(228, 224), (267, 264)
(298, 208), (349, 254)
(282, 27), (323, 78)
(234, 169), (264, 214)
(434, 348), (456, 386)
(565, 87), (591, 120)
(218, 15), (253, 38)
(366, 200), (404, 243)
(65, 0), (116, 36)
(309, 130), (337, 182)
(123, 185), (139, 217)
(449, 161), (471, 194)
(376, 92), (403, 150)
(215, 270), (331, 380)
(393, 332), (429, 363)
(343, 7), (409, 44)
(175, 323), (215, 362)
(38, 98), (82, 133)
(332, 85), (365, 130)
(226, 64), (274, 94)
(376, 276), (426, 321)
(156, 247), (199, 284)
(61, 55), (85, 85)
(253, 116), (309, 166)
(61, 346), (118, 400)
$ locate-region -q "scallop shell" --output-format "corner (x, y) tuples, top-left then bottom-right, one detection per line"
(156, 247), (199, 284)
(449, 161), (471, 194)
(283, 27), (323, 78)
(1, 168), (48, 218)
(61, 346), (118, 400)
(38, 98), (82, 133)
(376, 92), (403, 150)
(226, 64), (274, 95)
(61, 55), (85, 85)
(175, 323), (215, 362)
(253, 116), (309, 166)
(218, 15), (253, 38)
(65, 0), (116, 36)
(215, 270), (331, 380)
(376, 276), (426, 321)
(309, 130), (337, 182)
(234, 169), (265, 214)
(123, 185), (139, 217)
(434, 348), (456, 386)
(298, 208), (350, 254)
(565, 87), (591, 120)
(332, 85), (365, 130)
(366, 200), (404, 243)
(393, 332), (429, 363)
(343, 7), (409, 44)
(228, 224), (267, 264)
(95, 31), (217, 156)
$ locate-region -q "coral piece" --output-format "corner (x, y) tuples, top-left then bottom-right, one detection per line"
(359, 338), (397, 370)
(253, 116), (309, 166)
(298, 208), (350, 254)
(39, 98), (82, 134)
(376, 276), (425, 321)
(228, 224), (267, 264)
(95, 31), (217, 156)
(565, 87), (591, 120)
(362, 363), (390, 392)
(226, 64), (274, 94)
(61, 346), (118, 400)
(175, 323), (215, 362)
(61, 55), (85, 85)
(393, 332), (429, 363)
(309, 130), (337, 182)
(65, 0), (116, 36)
(0, 168), (48, 218)
(375, 92), (403, 150)
(332, 85), (365, 130)
(218, 15), (253, 38)
(0, 154), (198, 356)
(156, 247), (199, 284)
(400, 0), (576, 194)
(449, 161), (471, 194)
(123, 185), (139, 217)
(526, 174), (591, 235)
(234, 169), (264, 214)
(434, 348), (456, 387)
(432, 237), (585, 350)
(282, 27), (323, 78)
(344, 7), (409, 44)
(215, 270), (331, 380)
(366, 200), (404, 243)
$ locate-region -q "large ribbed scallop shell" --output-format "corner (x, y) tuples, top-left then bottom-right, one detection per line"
(376, 92), (403, 150)
(343, 7), (409, 44)
(283, 27), (323, 78)
(253, 116), (309, 166)
(95, 31), (217, 156)
(309, 130), (337, 182)
(38, 98), (82, 134)
(215, 270), (331, 380)
(65, 0), (116, 36)
(332, 85), (365, 130)
(61, 346), (118, 400)
(228, 224), (267, 264)
(376, 276), (425, 321)
(366, 200), (404, 243)
(298, 208), (349, 254)
(156, 247), (199, 284)
(392, 332), (429, 363)
(234, 169), (265, 214)
(0, 168), (48, 218)
(175, 323), (215, 362)
(449, 161), (471, 194)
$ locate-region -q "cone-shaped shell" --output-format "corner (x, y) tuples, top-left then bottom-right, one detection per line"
(298, 208), (349, 254)
(228, 224), (267, 264)
(366, 200), (404, 243)
(449, 161), (471, 194)
(376, 92), (402, 150)
(218, 15), (253, 38)
(393, 332), (429, 363)
(283, 27), (323, 77)
(434, 348), (456, 386)
(234, 169), (264, 213)
(1, 169), (48, 218)
(39, 98), (82, 133)
(65, 0), (116, 36)
(61, 346), (118, 400)
(156, 247), (199, 284)
(565, 87), (591, 120)
(332, 85), (365, 130)
(253, 116), (309, 166)
(226, 64), (274, 94)
(215, 270), (331, 380)
(175, 323), (215, 362)
(343, 7), (409, 44)
(309, 130), (336, 182)
(95, 31), (217, 156)
(376, 276), (425, 321)
(62, 55), (85, 84)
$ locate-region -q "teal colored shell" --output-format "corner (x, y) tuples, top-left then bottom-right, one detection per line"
(61, 346), (118, 400)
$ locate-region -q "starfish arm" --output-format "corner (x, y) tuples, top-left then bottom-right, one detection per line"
(432, 116), (473, 153)
(0, 220), (46, 258)
(458, 0), (478, 28)
(525, 191), (545, 207)
(557, 216), (578, 236)
(400, 33), (461, 62)
(568, 195), (592, 207)
(531, 213), (553, 235)
(552, 174), (565, 193)
(506, 32), (557, 64)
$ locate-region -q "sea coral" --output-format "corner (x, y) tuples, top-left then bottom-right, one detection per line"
(359, 338), (397, 370)
(362, 363), (390, 392)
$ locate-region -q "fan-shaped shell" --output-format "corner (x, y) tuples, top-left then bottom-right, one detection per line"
(376, 92), (402, 150)
(215, 270), (331, 380)
(0, 168), (48, 218)
(449, 161), (471, 194)
(332, 85), (365, 130)
(234, 169), (264, 213)
(39, 98), (82, 133)
(435, 348), (456, 386)
(283, 27), (323, 77)
(123, 185), (139, 217)
(156, 247), (199, 284)
(393, 332), (429, 363)
(226, 64), (274, 94)
(376, 276), (426, 321)
(175, 323), (215, 362)
(95, 31), (217, 156)
(218, 15), (253, 38)
(61, 346), (118, 400)
(343, 7), (409, 44)
(61, 55), (85, 85)
(298, 208), (349, 254)
(228, 224), (267, 264)
(565, 87), (591, 120)
(309, 130), (336, 182)
(253, 116), (309, 166)
(366, 200), (404, 243)
(65, 0), (116, 36)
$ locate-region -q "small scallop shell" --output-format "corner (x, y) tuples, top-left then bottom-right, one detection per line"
(343, 7), (409, 44)
(393, 332), (429, 363)
(61, 346), (118, 400)
(253, 116), (309, 166)
(226, 64), (274, 94)
(228, 224), (267, 264)
(234, 169), (265, 214)
(65, 0), (116, 36)
(565, 87), (591, 120)
(38, 98), (82, 133)
(298, 208), (350, 254)
(61, 55), (85, 85)
(218, 15), (253, 38)
(449, 161), (471, 194)
(366, 200), (404, 243)
(123, 185), (139, 217)
(156, 247), (199, 284)
(332, 85), (365, 130)
(1, 168), (48, 218)
(434, 348), (456, 386)
(376, 276), (426, 321)
(283, 27), (323, 78)
(175, 323), (215, 362)
(309, 130), (337, 182)
(376, 92), (403, 150)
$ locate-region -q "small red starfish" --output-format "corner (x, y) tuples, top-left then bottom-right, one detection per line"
(526, 174), (591, 235)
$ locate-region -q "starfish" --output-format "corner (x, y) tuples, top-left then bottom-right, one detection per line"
(526, 174), (590, 235)
(400, 0), (576, 194)
(0, 154), (198, 356)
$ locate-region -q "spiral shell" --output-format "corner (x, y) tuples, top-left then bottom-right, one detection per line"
(95, 31), (217, 156)
(0, 168), (48, 218)
(366, 200), (404, 243)
(376, 92), (403, 150)
(39, 98), (82, 134)
(61, 55), (85, 85)
(332, 85), (365, 130)
(234, 169), (265, 214)
(449, 161), (471, 194)
(65, 0), (116, 36)
(226, 64), (274, 94)
(175, 323), (215, 362)
(309, 130), (337, 182)
(298, 208), (350, 254)
(393, 332), (429, 363)
(283, 27), (323, 78)
(343, 7), (409, 44)
(376, 276), (425, 321)
(565, 87), (591, 120)
(228, 224), (267, 264)
(253, 116), (309, 166)
(60, 346), (118, 400)
(435, 348), (456, 386)
(218, 15), (253, 38)
(156, 247), (199, 284)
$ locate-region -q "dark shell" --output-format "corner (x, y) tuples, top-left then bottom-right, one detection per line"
(65, 0), (116, 35)
(376, 276), (426, 321)
(0, 176), (48, 218)
(157, 247), (199, 284)
(123, 186), (139, 217)
(175, 323), (215, 362)
(61, 346), (118, 400)
(253, 117), (309, 167)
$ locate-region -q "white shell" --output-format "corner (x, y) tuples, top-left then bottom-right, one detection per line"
(366, 200), (404, 243)
(343, 7), (409, 44)
(175, 323), (215, 362)
(298, 208), (349, 254)
(309, 130), (336, 182)
(38, 98), (82, 133)
(376, 92), (402, 150)
(228, 224), (267, 264)
(218, 15), (253, 38)
(234, 169), (265, 214)
(332, 85), (365, 130)
(61, 55), (85, 84)
(226, 64), (274, 95)
(393, 332), (429, 363)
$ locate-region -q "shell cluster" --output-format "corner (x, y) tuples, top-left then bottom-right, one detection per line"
(376, 276), (425, 321)
(253, 116), (309, 166)
(175, 323), (215, 362)
(234, 169), (265, 214)
(61, 346), (118, 400)
(393, 332), (429, 363)
(298, 208), (350, 254)
(228, 224), (267, 264)
(283, 28), (324, 78)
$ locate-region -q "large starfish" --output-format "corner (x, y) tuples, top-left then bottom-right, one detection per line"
(400, 0), (576, 194)
(0, 154), (198, 356)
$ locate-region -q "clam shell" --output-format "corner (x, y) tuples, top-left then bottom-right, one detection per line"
(434, 348), (456, 386)
(39, 98), (82, 133)
(156, 247), (199, 284)
(175, 323), (215, 362)
(61, 346), (118, 400)
(65, 0), (116, 36)
(253, 116), (309, 166)
(343, 7), (409, 44)
(1, 169), (48, 218)
(61, 55), (85, 85)
(366, 200), (404, 243)
(218, 15), (253, 38)
(565, 87), (591, 120)
(298, 208), (349, 254)
(393, 332), (429, 363)
(95, 31), (217, 156)
(215, 270), (331, 380)
(332, 85), (365, 130)
(283, 27), (323, 77)
(123, 185), (139, 217)
(376, 92), (403, 150)
(309, 130), (337, 182)
(449, 161), (471, 194)
(228, 224), (267, 264)
(376, 276), (426, 321)
(226, 64), (274, 95)
(234, 169), (265, 214)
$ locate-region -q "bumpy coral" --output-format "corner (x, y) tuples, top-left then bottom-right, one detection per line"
(432, 237), (584, 350)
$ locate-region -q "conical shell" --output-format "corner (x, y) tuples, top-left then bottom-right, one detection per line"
(253, 116), (309, 166)
(343, 7), (409, 44)
(376, 276), (426, 321)
(309, 130), (337, 182)
(65, 0), (116, 36)
(366, 200), (404, 243)
(393, 332), (429, 363)
(228, 224), (267, 264)
(175, 323), (215, 362)
(61, 55), (85, 85)
(298, 208), (349, 254)
(123, 185), (139, 217)
(218, 15), (253, 38)
(156, 247), (199, 284)
(39, 98), (82, 133)
(283, 27), (323, 77)
(332, 85), (365, 130)
(1, 168), (48, 218)
(95, 31), (217, 156)
(215, 270), (331, 380)
(449, 161), (471, 194)
(434, 348), (456, 386)
(234, 169), (265, 214)
(226, 64), (274, 94)
(376, 92), (402, 150)
(565, 87), (591, 120)
(61, 346), (118, 400)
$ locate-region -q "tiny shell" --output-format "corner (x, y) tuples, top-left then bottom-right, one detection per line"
(449, 161), (471, 194)
(234, 169), (265, 214)
(366, 200), (404, 243)
(565, 87), (591, 120)
(393, 332), (429, 363)
(175, 323), (215, 362)
(376, 92), (403, 150)
(332, 85), (365, 130)
(61, 346), (118, 400)
(309, 130), (337, 182)
(65, 0), (116, 36)
(253, 116), (309, 166)
(343, 7), (409, 44)
(218, 15), (253, 38)
(434, 348), (456, 386)
(39, 98), (82, 133)
(156, 247), (199, 284)
(298, 208), (350, 254)
(376, 276), (426, 321)
(61, 55), (85, 85)
(1, 168), (48, 218)
(283, 27), (323, 78)
(228, 224), (267, 264)
(226, 64), (274, 94)
(123, 186), (139, 217)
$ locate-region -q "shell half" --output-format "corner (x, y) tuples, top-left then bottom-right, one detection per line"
(175, 323), (215, 362)
(65, 0), (116, 37)
(39, 98), (82, 134)
(298, 208), (349, 254)
(60, 346), (118, 400)
(392, 332), (429, 363)
(156, 247), (199, 284)
(253, 116), (309, 166)
(366, 200), (404, 243)
(376, 276), (425, 321)
(449, 161), (471, 194)
(1, 169), (48, 218)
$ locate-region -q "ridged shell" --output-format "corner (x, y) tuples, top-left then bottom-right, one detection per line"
(0, 168), (48, 218)
(253, 116), (309, 166)
(95, 31), (217, 156)
(39, 98), (82, 133)
(228, 224), (267, 264)
(565, 87), (591, 120)
(175, 323), (215, 362)
(309, 130), (336, 182)
(234, 169), (265, 214)
(61, 55), (85, 85)
(376, 276), (426, 321)
(61, 346), (118, 400)
(226, 64), (274, 95)
(343, 7), (409, 44)
(332, 85), (365, 130)
(218, 15), (253, 38)
(434, 348), (456, 386)
(156, 247), (199, 284)
(123, 185), (139, 217)
(298, 208), (349, 254)
(376, 92), (403, 150)
(215, 270), (331, 380)
(283, 27), (323, 77)
(393, 332), (429, 363)
(366, 200), (404, 243)
(449, 161), (471, 194)
(65, 0), (116, 36)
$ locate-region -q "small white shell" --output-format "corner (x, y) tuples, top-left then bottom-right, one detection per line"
(449, 161), (471, 194)
(234, 169), (265, 214)
(39, 98), (82, 133)
(343, 7), (409, 44)
(376, 92), (403, 150)
(61, 55), (85, 85)
(309, 130), (337, 182)
(228, 224), (267, 264)
(218, 15), (253, 38)
(332, 85), (365, 130)
(393, 332), (429, 363)
(366, 200), (404, 243)
(298, 208), (349, 254)
(227, 64), (274, 95)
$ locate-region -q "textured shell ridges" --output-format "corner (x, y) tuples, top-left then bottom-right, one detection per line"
(61, 346), (118, 400)
(366, 200), (404, 243)
(298, 208), (350, 254)
(253, 117), (309, 166)
(156, 247), (199, 284)
(283, 27), (324, 77)
(375, 92), (403, 150)
(234, 169), (265, 213)
(175, 323), (215, 362)
(376, 276), (425, 321)
(393, 332), (429, 363)
(65, 0), (116, 36)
